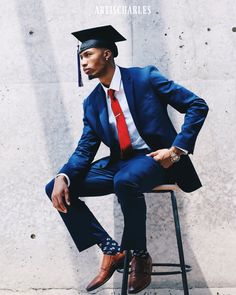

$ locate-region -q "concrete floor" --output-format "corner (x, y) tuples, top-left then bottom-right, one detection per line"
(0, 288), (235, 295)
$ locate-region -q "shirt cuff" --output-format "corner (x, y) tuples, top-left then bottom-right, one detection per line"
(173, 146), (188, 155)
(56, 173), (70, 187)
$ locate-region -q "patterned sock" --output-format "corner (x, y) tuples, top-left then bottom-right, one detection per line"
(132, 249), (149, 258)
(97, 237), (121, 255)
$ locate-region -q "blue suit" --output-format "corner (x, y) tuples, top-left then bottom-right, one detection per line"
(45, 65), (208, 251)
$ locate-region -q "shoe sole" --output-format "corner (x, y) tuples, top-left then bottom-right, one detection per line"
(86, 272), (114, 292)
(86, 258), (125, 292)
(128, 277), (151, 294)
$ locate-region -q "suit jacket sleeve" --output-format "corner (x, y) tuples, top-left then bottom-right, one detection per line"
(149, 66), (209, 154)
(58, 98), (101, 181)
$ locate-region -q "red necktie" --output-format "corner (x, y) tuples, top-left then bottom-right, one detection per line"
(108, 89), (133, 159)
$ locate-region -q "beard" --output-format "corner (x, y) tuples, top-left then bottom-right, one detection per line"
(88, 74), (96, 80)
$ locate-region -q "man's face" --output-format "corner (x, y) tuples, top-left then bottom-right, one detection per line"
(80, 48), (109, 79)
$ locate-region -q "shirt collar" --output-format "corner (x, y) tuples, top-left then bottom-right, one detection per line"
(101, 64), (121, 96)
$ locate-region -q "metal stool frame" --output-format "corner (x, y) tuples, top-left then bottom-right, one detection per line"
(118, 186), (191, 295)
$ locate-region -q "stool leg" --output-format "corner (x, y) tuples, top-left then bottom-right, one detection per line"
(121, 250), (131, 295)
(171, 191), (189, 295)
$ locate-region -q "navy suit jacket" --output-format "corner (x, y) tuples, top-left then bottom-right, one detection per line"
(59, 65), (209, 192)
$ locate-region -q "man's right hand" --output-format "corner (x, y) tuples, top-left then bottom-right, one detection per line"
(51, 175), (70, 213)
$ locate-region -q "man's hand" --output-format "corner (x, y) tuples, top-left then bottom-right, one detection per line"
(51, 176), (70, 213)
(147, 147), (184, 169)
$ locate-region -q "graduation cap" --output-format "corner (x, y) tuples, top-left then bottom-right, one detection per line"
(71, 25), (126, 87)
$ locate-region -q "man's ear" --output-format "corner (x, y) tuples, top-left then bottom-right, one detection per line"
(103, 49), (113, 61)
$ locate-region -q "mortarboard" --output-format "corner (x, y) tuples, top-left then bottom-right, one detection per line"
(71, 25), (126, 87)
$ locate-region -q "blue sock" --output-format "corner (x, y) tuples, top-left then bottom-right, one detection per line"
(132, 249), (149, 258)
(97, 237), (121, 255)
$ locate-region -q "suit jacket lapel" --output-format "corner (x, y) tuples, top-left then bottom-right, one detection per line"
(119, 66), (142, 134)
(94, 85), (113, 147)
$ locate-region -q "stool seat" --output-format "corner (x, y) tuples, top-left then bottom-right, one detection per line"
(152, 183), (179, 192)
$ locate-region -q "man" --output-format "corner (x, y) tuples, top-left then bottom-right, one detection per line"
(45, 25), (208, 293)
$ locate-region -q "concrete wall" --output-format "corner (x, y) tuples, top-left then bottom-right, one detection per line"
(0, 0), (236, 294)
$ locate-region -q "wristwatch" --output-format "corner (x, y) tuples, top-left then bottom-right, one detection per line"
(170, 151), (181, 163)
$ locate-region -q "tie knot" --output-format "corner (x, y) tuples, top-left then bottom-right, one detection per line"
(108, 89), (115, 99)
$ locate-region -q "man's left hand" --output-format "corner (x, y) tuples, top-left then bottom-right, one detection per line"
(147, 147), (183, 169)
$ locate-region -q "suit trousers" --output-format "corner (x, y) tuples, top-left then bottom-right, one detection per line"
(45, 148), (168, 252)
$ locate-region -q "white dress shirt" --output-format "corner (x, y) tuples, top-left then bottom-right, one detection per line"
(101, 65), (151, 150)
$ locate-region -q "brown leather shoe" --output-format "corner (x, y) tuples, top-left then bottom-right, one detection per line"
(128, 254), (152, 294)
(86, 252), (125, 292)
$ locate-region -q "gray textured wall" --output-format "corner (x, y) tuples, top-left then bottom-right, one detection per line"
(1, 0), (236, 294)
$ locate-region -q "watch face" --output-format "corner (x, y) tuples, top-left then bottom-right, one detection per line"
(170, 152), (180, 163)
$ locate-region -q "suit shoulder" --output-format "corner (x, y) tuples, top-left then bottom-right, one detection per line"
(127, 65), (160, 76)
(87, 83), (101, 97)
(83, 83), (101, 105)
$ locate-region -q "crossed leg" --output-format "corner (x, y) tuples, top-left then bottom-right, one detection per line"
(45, 151), (168, 252)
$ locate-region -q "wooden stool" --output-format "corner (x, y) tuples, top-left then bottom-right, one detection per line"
(118, 184), (191, 295)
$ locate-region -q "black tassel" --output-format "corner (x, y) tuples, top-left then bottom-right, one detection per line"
(77, 45), (83, 87)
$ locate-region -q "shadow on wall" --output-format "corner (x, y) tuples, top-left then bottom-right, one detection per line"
(15, 0), (74, 174)
(113, 1), (212, 292)
(14, 0), (90, 289)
